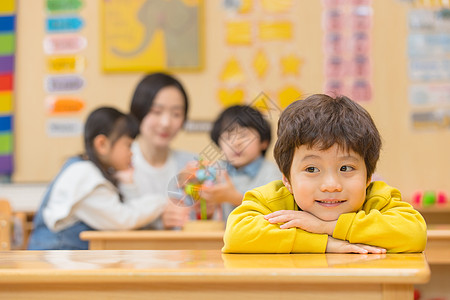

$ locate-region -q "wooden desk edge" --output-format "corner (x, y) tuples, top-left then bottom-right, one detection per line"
(427, 229), (450, 238)
(0, 268), (430, 285)
(80, 228), (450, 239)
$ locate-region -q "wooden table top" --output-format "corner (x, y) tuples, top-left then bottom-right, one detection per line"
(0, 250), (430, 285)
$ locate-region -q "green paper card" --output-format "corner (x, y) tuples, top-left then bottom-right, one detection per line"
(47, 0), (83, 12)
(0, 34), (15, 55)
(0, 133), (12, 154)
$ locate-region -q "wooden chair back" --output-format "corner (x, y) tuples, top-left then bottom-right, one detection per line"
(0, 199), (12, 250)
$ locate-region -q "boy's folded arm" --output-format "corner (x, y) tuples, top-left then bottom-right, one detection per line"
(333, 197), (427, 253)
(222, 193), (328, 253)
(265, 210), (337, 235)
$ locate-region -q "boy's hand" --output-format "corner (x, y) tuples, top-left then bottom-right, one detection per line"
(177, 161), (200, 187)
(326, 253), (387, 266)
(200, 171), (243, 206)
(264, 210), (337, 235)
(326, 236), (386, 254)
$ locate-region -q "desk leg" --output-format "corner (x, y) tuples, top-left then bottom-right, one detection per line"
(383, 284), (413, 300)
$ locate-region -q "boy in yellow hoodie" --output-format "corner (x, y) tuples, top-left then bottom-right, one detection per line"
(223, 94), (427, 253)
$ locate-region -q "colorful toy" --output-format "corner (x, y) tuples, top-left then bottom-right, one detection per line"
(411, 191), (423, 206)
(437, 191), (449, 205)
(410, 190), (448, 207)
(422, 191), (436, 206)
(184, 159), (217, 220)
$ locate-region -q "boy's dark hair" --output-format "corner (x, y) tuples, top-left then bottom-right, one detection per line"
(274, 94), (381, 181)
(130, 72), (189, 124)
(84, 106), (139, 188)
(210, 105), (272, 156)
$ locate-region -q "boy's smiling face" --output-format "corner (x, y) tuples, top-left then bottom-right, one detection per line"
(219, 125), (268, 169)
(282, 144), (370, 221)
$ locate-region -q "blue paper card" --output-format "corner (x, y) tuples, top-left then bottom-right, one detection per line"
(0, 15), (15, 32)
(46, 16), (84, 33)
(0, 115), (12, 131)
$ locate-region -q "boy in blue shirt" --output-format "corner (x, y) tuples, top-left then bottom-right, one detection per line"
(201, 105), (281, 220)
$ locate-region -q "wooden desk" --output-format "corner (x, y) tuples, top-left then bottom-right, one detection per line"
(0, 250), (429, 300)
(425, 225), (450, 264)
(81, 227), (450, 259)
(80, 230), (224, 250)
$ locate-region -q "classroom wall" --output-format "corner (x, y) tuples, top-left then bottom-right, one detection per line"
(12, 0), (450, 200)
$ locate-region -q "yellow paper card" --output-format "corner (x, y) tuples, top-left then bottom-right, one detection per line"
(417, 0), (442, 7)
(47, 56), (85, 73)
(261, 0), (292, 13)
(226, 21), (252, 45)
(253, 50), (269, 78)
(280, 54), (303, 76)
(259, 22), (292, 41)
(251, 92), (272, 114)
(239, 0), (253, 13)
(0, 92), (12, 113)
(220, 57), (245, 83)
(278, 86), (302, 109)
(218, 88), (245, 107)
(0, 0), (15, 13)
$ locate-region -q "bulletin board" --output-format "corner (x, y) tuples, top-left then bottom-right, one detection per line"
(11, 0), (450, 200)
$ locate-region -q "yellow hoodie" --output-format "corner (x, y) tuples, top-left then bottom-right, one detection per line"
(222, 180), (427, 253)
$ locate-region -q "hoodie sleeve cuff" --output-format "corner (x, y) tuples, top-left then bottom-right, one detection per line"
(333, 213), (356, 241)
(292, 230), (328, 253)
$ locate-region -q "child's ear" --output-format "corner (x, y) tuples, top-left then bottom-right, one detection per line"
(93, 134), (110, 157)
(260, 140), (269, 151)
(282, 174), (293, 193)
(366, 176), (372, 188)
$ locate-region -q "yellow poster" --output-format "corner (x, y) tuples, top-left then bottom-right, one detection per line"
(102, 0), (203, 72)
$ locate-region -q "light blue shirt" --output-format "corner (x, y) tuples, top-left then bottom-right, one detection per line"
(225, 156), (264, 178)
(219, 156), (282, 221)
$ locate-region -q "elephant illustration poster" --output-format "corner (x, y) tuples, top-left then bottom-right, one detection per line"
(102, 0), (203, 72)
